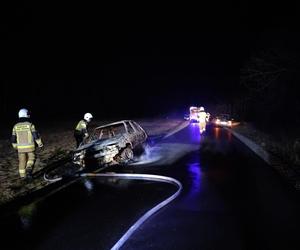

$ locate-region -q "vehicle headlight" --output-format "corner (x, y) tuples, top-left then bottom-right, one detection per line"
(216, 119), (220, 124)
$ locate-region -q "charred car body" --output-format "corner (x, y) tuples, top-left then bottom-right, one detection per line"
(73, 120), (148, 167)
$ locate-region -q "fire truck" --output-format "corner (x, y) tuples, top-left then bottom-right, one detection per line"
(189, 106), (200, 122)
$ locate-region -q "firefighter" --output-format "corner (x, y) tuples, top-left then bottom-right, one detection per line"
(74, 113), (93, 147)
(11, 108), (43, 179)
(198, 106), (208, 134)
(206, 112), (211, 122)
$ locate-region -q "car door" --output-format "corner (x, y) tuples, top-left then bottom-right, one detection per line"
(131, 121), (147, 144)
(125, 121), (138, 147)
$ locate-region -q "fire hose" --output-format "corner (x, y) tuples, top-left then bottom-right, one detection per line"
(44, 171), (182, 250)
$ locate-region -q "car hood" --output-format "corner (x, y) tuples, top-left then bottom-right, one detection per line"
(74, 135), (125, 152)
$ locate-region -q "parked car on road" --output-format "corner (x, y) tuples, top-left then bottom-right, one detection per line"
(213, 114), (233, 127)
(73, 120), (148, 167)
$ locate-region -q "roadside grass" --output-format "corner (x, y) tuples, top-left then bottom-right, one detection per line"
(234, 123), (300, 167)
(232, 122), (300, 190)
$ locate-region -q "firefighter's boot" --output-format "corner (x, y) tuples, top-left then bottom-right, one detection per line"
(26, 168), (33, 180)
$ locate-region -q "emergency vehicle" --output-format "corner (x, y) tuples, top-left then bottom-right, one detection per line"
(189, 106), (201, 122)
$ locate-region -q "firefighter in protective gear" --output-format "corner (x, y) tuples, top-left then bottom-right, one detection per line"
(11, 108), (43, 179)
(74, 113), (93, 147)
(198, 106), (209, 134)
(206, 112), (211, 121)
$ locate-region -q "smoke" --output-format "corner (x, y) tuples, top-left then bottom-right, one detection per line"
(130, 142), (199, 166)
(130, 145), (162, 165)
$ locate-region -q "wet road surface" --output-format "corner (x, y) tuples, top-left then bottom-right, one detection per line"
(123, 124), (300, 250)
(0, 124), (299, 250)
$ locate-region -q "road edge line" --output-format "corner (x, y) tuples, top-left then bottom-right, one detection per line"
(227, 128), (300, 191)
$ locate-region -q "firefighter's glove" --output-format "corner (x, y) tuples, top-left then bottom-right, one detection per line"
(12, 143), (17, 150)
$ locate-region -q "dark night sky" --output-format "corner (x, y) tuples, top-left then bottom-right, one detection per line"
(2, 2), (299, 122)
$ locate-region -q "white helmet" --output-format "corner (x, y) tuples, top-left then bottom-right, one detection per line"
(199, 106), (205, 111)
(84, 113), (93, 122)
(18, 108), (30, 118)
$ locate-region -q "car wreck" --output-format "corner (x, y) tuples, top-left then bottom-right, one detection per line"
(72, 120), (148, 167)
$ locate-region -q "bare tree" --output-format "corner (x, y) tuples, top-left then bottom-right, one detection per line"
(240, 49), (287, 94)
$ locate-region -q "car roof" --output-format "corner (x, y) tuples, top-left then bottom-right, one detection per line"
(95, 120), (134, 130)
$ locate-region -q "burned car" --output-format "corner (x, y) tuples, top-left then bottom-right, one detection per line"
(73, 120), (148, 167)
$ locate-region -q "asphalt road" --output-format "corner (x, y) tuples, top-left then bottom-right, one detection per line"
(0, 123), (299, 250)
(123, 124), (300, 250)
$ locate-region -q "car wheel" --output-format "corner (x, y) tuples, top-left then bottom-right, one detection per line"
(135, 142), (149, 155)
(119, 146), (134, 163)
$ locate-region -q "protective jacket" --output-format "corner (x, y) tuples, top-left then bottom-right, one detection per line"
(11, 119), (43, 153)
(74, 120), (88, 138)
(198, 111), (208, 123)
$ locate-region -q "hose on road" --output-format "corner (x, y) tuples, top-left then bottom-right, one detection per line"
(80, 173), (182, 250)
(44, 171), (182, 250)
(42, 122), (187, 249)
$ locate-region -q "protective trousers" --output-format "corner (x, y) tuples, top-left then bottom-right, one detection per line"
(18, 152), (35, 178)
(199, 122), (206, 133)
(74, 133), (84, 148)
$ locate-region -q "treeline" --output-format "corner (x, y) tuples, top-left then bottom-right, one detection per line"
(234, 32), (300, 138)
